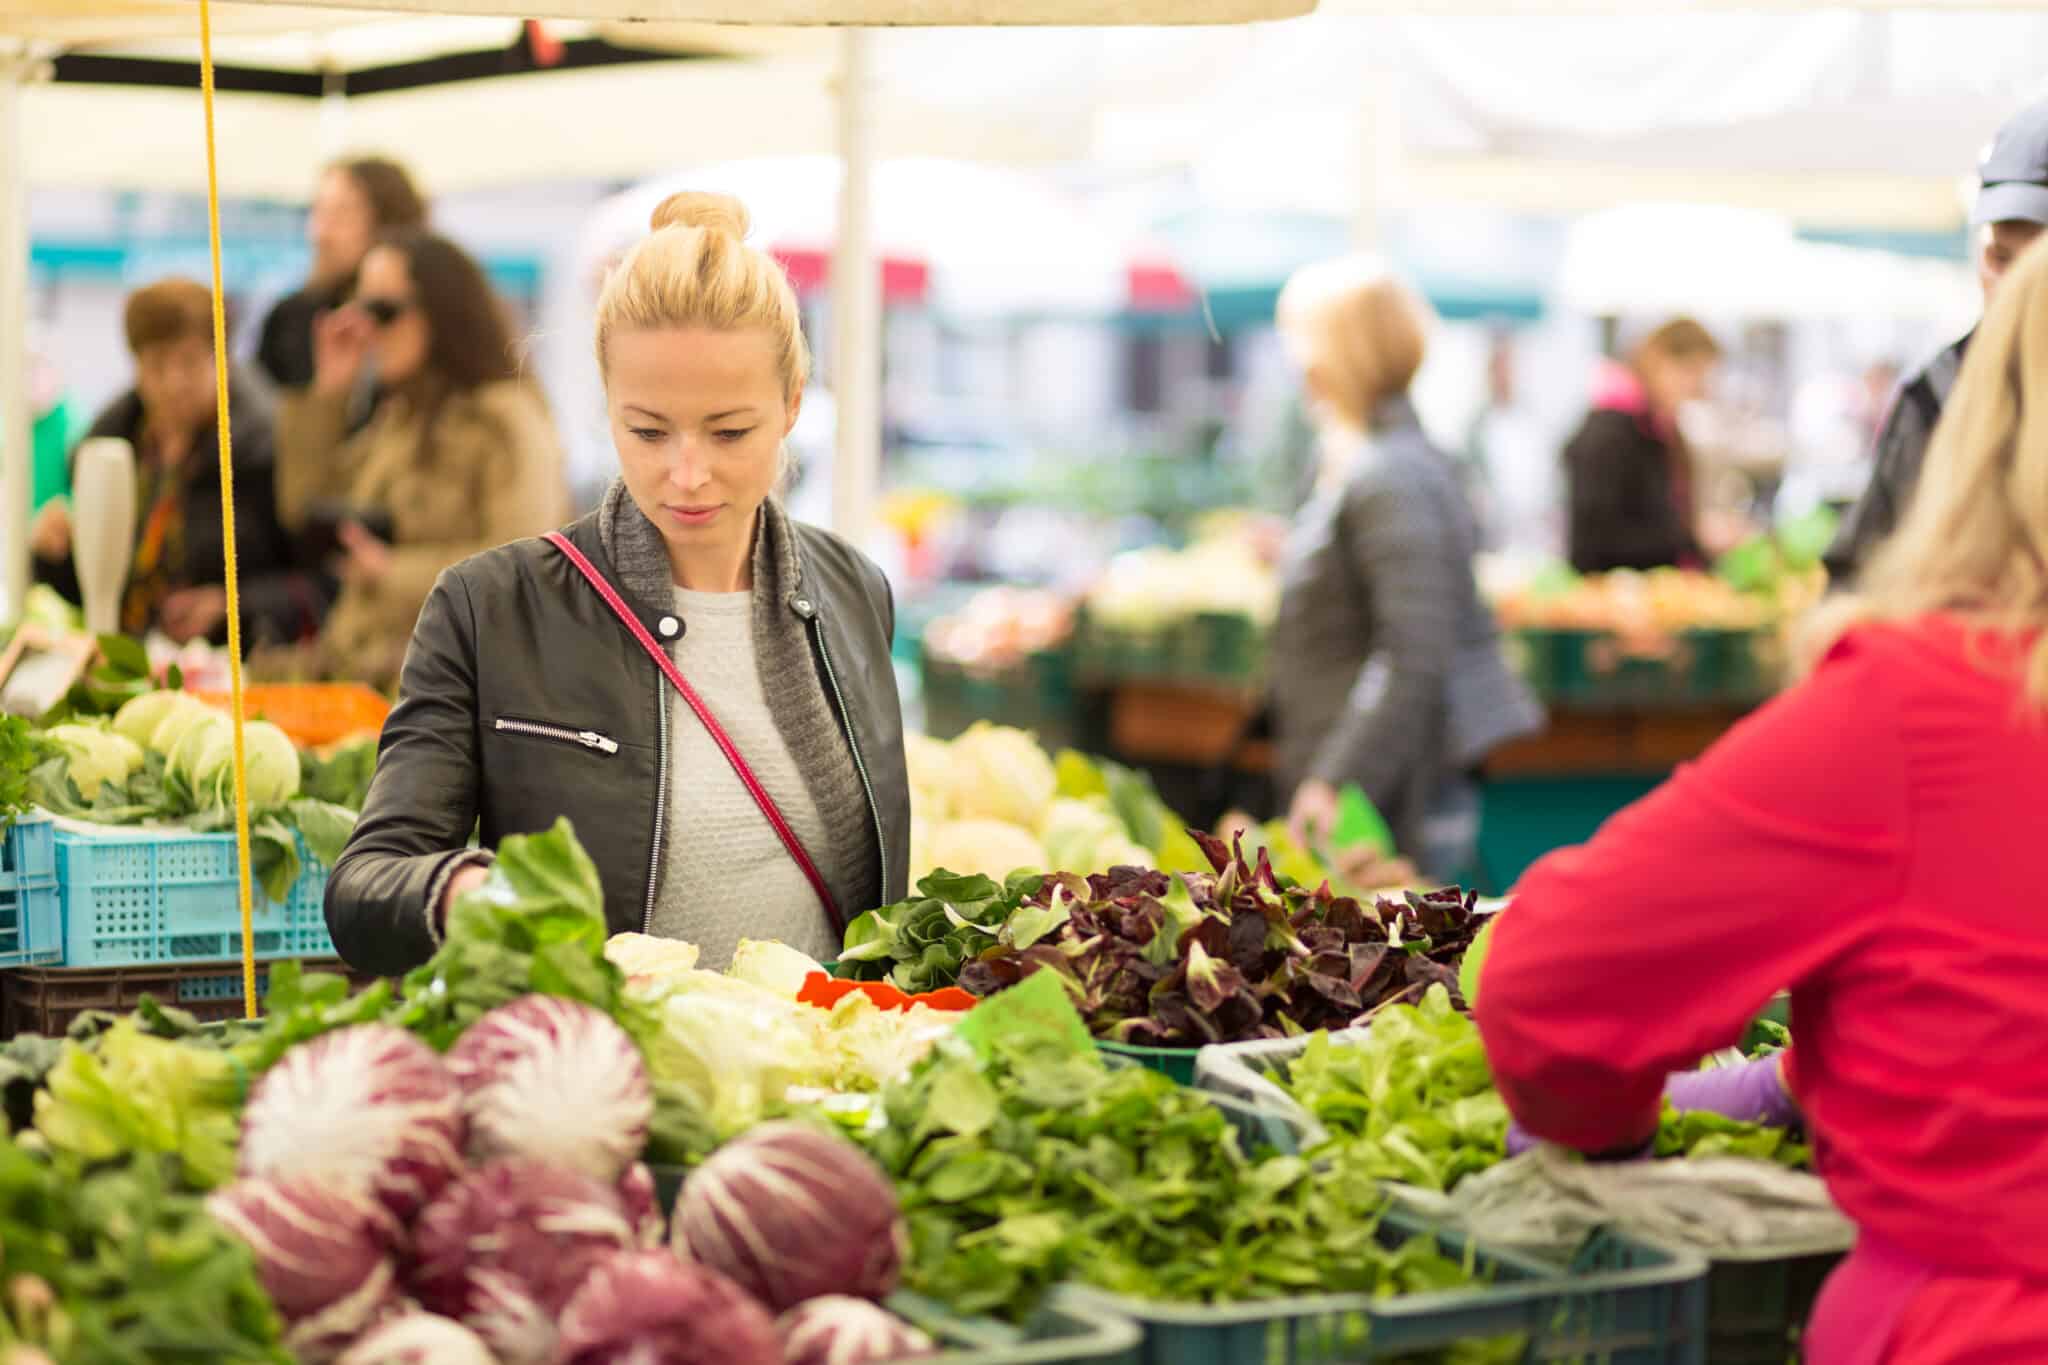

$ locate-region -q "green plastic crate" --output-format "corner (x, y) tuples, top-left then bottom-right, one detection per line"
(1677, 628), (1779, 706)
(1199, 1023), (1826, 1363)
(1063, 1089), (1707, 1363)
(1072, 614), (1181, 684)
(1093, 1038), (1200, 1085)
(899, 1290), (1143, 1365)
(1176, 612), (1266, 687)
(1699, 1240), (1849, 1364)
(1068, 1207), (1705, 1365)
(920, 643), (1078, 750)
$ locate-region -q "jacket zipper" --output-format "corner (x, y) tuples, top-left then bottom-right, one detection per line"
(493, 717), (619, 755)
(805, 613), (889, 908)
(643, 663), (670, 934)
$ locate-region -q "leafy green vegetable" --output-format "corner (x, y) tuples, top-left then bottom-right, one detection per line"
(1280, 987), (1508, 1193)
(175, 959), (393, 1078)
(1278, 987), (1810, 1190)
(32, 633), (178, 725)
(298, 738), (379, 810)
(840, 868), (1046, 993)
(0, 1033), (65, 1133)
(866, 987), (1508, 1342)
(0, 714), (51, 829)
(31, 1019), (242, 1190)
(1656, 1103), (1810, 1168)
(0, 1144), (288, 1362)
(393, 818), (647, 1051)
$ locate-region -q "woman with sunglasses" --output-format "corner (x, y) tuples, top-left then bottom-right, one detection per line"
(275, 229), (568, 687)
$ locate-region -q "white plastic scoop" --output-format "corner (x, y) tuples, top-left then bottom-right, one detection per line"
(70, 436), (137, 636)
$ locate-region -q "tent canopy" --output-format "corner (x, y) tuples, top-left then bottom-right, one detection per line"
(0, 0), (1313, 44)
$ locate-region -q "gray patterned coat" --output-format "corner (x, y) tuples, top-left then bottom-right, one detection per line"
(1270, 399), (1542, 857)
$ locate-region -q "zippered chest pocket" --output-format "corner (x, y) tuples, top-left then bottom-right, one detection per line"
(492, 715), (620, 755)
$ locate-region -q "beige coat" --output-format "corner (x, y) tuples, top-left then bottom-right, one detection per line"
(277, 378), (569, 686)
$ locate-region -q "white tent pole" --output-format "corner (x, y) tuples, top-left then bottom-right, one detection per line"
(830, 26), (880, 547)
(1353, 75), (1402, 250)
(0, 51), (38, 623)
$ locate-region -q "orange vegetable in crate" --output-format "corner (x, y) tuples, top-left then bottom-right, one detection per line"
(795, 973), (976, 1014)
(192, 684), (391, 750)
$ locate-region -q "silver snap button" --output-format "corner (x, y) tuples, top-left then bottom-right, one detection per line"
(657, 616), (681, 638)
(794, 598), (813, 614)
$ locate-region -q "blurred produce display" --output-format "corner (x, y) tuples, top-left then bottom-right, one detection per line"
(1489, 512), (1835, 712)
(922, 588), (1074, 673)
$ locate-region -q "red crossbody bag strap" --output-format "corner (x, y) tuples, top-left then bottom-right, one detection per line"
(545, 532), (842, 935)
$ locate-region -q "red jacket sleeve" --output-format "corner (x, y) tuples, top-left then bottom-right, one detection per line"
(1474, 634), (1912, 1152)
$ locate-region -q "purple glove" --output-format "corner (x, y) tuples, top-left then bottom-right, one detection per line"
(1504, 1055), (1799, 1157)
(1663, 1054), (1801, 1128)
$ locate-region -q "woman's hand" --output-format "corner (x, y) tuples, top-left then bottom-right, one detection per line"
(1333, 846), (1419, 892)
(1288, 778), (1340, 849)
(311, 307), (375, 399)
(335, 519), (393, 587)
(160, 586), (228, 644)
(439, 863), (491, 928)
(29, 498), (71, 562)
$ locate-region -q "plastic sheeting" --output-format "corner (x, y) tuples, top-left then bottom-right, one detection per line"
(1390, 1145), (1856, 1262)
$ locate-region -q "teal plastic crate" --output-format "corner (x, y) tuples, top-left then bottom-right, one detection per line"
(1701, 1240), (1849, 1364)
(1068, 1211), (1705, 1365)
(1063, 1088), (1704, 1363)
(1094, 1038), (1200, 1086)
(0, 816), (62, 969)
(53, 826), (335, 968)
(898, 1291), (1142, 1365)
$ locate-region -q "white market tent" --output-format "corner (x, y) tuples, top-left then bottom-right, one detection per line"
(12, 0), (2048, 614)
(0, 0), (1316, 619)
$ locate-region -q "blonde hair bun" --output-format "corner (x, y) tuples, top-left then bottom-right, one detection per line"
(649, 191), (750, 241)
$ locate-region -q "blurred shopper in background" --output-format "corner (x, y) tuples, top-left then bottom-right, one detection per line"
(257, 157), (428, 395)
(1269, 257), (1540, 881)
(275, 230), (567, 687)
(1825, 96), (2048, 587)
(1563, 317), (1722, 573)
(1479, 230), (2048, 1365)
(31, 279), (320, 646)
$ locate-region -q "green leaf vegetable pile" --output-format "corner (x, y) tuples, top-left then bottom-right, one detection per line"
(1272, 986), (1811, 1189)
(865, 978), (1521, 1364)
(0, 1145), (286, 1363)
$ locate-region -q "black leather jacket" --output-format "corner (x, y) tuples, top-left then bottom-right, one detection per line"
(326, 507), (910, 977)
(1822, 334), (1970, 590)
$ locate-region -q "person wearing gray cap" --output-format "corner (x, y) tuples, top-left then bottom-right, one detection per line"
(1822, 99), (2048, 586)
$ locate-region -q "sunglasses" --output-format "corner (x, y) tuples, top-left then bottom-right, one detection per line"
(357, 296), (415, 328)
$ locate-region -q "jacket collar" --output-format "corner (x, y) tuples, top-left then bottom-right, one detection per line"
(593, 480), (815, 626)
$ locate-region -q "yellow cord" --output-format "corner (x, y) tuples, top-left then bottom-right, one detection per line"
(196, 0), (261, 1020)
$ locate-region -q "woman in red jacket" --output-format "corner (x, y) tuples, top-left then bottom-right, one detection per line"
(1476, 236), (2048, 1364)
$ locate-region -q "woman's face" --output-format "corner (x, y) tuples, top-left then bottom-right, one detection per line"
(1642, 351), (1717, 420)
(605, 325), (799, 553)
(356, 247), (430, 386)
(308, 169), (377, 288)
(134, 335), (218, 442)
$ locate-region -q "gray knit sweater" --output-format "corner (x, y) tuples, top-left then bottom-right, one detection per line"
(595, 482), (878, 961)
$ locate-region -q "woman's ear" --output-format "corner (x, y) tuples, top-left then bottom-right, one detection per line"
(784, 388), (804, 438)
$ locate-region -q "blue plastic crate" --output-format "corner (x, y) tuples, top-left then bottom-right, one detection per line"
(53, 826), (335, 968)
(0, 817), (62, 969)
